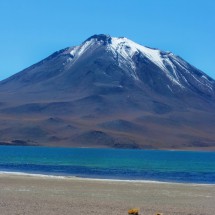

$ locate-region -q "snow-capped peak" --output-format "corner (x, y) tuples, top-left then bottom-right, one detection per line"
(78, 34), (166, 71)
(69, 34), (170, 81)
(66, 34), (214, 93)
(69, 34), (166, 70)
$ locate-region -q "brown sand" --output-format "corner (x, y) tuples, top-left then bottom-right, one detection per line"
(0, 174), (214, 215)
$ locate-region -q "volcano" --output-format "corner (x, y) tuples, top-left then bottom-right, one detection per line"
(0, 34), (215, 150)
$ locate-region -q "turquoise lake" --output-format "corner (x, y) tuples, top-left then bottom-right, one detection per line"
(0, 146), (214, 184)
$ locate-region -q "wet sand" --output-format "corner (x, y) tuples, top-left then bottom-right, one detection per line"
(0, 174), (214, 215)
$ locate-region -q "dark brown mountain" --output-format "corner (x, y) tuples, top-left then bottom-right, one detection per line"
(0, 34), (215, 150)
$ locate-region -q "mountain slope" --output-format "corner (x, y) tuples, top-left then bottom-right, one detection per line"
(0, 34), (215, 150)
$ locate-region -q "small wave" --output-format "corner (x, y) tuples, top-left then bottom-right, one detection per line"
(0, 171), (214, 186)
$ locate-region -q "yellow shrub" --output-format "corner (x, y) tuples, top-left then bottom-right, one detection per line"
(128, 208), (139, 215)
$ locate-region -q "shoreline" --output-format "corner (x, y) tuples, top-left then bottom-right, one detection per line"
(0, 173), (215, 215)
(0, 170), (214, 186)
(1, 144), (215, 152)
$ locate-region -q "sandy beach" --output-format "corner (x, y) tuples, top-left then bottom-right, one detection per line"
(0, 174), (214, 215)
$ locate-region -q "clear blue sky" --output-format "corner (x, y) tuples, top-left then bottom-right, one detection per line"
(0, 0), (214, 80)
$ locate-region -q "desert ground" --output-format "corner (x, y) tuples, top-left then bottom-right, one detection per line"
(0, 174), (214, 215)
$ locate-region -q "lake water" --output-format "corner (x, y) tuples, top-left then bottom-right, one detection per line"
(0, 146), (214, 184)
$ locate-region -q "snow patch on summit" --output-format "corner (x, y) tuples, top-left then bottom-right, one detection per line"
(108, 37), (184, 88)
(69, 38), (103, 64)
(70, 40), (95, 58)
(110, 37), (166, 71)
